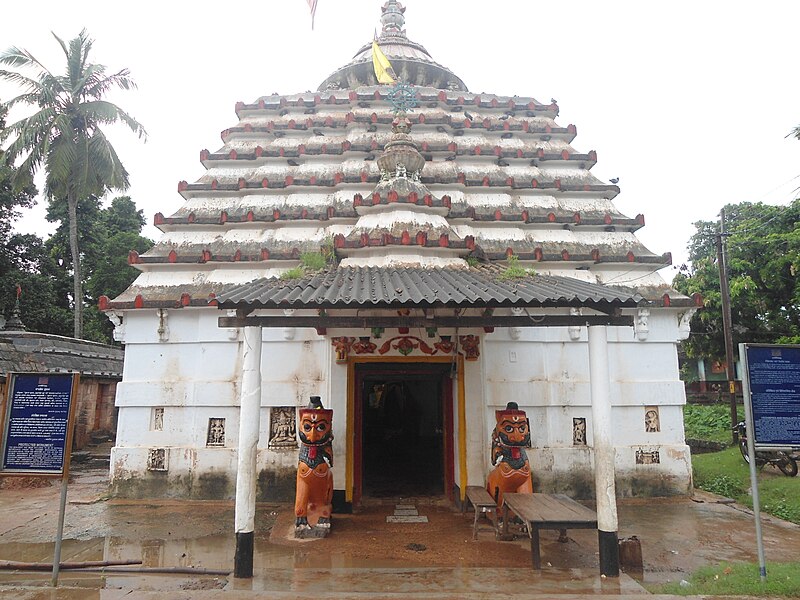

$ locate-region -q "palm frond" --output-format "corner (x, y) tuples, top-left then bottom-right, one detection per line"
(84, 68), (136, 97)
(0, 69), (44, 93)
(80, 100), (147, 140)
(87, 128), (130, 190)
(0, 46), (50, 76)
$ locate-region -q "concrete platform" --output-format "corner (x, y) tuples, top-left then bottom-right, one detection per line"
(0, 466), (797, 598)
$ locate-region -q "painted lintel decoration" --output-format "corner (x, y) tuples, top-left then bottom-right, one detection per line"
(487, 402), (533, 507)
(329, 335), (480, 359)
(332, 336), (353, 363)
(269, 407), (297, 449)
(295, 396), (334, 538)
(459, 335), (481, 361)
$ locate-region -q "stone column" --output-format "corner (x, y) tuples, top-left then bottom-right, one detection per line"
(588, 325), (620, 577)
(234, 326), (262, 578)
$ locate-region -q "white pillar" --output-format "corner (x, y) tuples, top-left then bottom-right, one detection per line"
(697, 358), (707, 392)
(588, 325), (620, 576)
(234, 326), (262, 578)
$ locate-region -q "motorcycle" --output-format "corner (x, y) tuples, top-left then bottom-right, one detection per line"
(735, 421), (798, 477)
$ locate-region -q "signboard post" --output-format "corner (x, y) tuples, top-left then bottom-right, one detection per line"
(739, 343), (800, 582)
(0, 372), (79, 586)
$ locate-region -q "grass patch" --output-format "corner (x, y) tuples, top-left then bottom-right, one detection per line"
(652, 561), (800, 597)
(499, 255), (535, 280)
(300, 251), (328, 270)
(279, 266), (305, 280)
(692, 446), (800, 524)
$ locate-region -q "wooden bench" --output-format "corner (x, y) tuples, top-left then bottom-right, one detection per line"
(501, 492), (598, 569)
(465, 485), (499, 540)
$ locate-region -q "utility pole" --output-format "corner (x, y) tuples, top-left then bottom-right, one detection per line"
(715, 207), (739, 444)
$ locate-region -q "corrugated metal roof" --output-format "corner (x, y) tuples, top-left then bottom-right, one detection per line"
(215, 266), (643, 310)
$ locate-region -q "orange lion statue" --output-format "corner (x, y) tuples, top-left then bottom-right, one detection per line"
(294, 396), (334, 538)
(486, 402), (533, 507)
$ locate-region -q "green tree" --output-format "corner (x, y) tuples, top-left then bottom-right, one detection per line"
(674, 200), (800, 359)
(0, 29), (146, 339)
(46, 195), (152, 343)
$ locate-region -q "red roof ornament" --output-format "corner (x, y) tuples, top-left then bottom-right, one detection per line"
(180, 293), (191, 307)
(168, 250), (177, 263)
(134, 294), (144, 309)
(98, 296), (110, 311)
(128, 250), (140, 264)
(154, 213), (165, 226)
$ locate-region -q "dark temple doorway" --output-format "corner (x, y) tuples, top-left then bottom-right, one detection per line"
(354, 361), (454, 502)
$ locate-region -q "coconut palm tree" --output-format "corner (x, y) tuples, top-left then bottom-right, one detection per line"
(0, 29), (146, 338)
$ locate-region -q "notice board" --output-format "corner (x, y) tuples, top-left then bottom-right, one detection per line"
(1, 373), (79, 476)
(741, 344), (800, 449)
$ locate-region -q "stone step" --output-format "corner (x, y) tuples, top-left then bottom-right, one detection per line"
(387, 503), (427, 523)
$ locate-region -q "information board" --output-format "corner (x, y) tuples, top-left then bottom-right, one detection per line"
(742, 345), (800, 448)
(1, 373), (78, 475)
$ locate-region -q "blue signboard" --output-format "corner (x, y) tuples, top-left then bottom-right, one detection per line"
(1, 373), (78, 475)
(744, 345), (800, 448)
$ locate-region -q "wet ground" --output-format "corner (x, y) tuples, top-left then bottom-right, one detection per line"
(0, 457), (799, 598)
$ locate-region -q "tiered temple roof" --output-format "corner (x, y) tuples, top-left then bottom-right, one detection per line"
(106, 0), (693, 311)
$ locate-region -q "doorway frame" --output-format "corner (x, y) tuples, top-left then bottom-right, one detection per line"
(345, 355), (466, 505)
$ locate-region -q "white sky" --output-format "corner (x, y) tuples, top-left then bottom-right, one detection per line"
(2, 0), (799, 279)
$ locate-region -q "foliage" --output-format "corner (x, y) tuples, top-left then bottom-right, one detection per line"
(0, 193), (151, 342)
(673, 200), (800, 360)
(0, 29), (146, 338)
(300, 251), (328, 271)
(280, 266), (305, 280)
(499, 255), (535, 280)
(683, 403), (742, 443)
(692, 446), (800, 525)
(653, 561), (800, 597)
(465, 256), (479, 267)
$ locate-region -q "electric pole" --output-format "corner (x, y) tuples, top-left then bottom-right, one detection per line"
(715, 207), (739, 444)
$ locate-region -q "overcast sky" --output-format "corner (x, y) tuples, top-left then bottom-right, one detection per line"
(2, 1), (799, 279)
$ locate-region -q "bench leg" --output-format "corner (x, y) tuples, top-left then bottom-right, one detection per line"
(472, 507), (480, 541)
(558, 528), (568, 543)
(531, 527), (541, 570)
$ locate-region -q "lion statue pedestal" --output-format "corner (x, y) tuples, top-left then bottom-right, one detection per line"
(294, 396), (334, 539)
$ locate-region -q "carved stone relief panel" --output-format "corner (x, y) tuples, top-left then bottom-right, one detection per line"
(635, 448), (660, 464)
(151, 407), (164, 431)
(573, 417), (587, 445)
(269, 407), (298, 449)
(644, 407), (660, 433)
(207, 418), (226, 447)
(147, 448), (167, 471)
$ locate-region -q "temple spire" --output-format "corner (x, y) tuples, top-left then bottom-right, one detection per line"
(380, 1), (406, 38)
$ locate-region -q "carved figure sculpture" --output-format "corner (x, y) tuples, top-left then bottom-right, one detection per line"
(295, 396), (334, 537)
(486, 402), (533, 506)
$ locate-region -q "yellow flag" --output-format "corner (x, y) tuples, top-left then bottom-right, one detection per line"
(372, 41), (397, 84)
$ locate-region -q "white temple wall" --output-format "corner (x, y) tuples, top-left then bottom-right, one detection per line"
(111, 306), (691, 500)
(479, 309), (691, 497)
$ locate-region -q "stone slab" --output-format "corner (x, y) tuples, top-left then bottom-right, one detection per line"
(393, 509), (419, 516)
(395, 504), (417, 510)
(386, 515), (428, 523)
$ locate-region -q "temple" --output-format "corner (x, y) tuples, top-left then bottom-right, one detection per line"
(102, 1), (700, 507)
